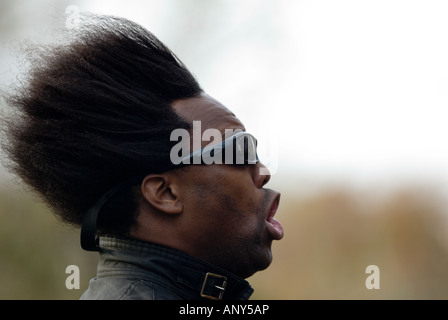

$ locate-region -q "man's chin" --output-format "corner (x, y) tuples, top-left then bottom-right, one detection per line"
(243, 248), (273, 278)
(258, 248), (274, 270)
(221, 245), (274, 279)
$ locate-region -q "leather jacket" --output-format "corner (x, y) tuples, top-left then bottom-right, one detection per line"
(80, 236), (254, 300)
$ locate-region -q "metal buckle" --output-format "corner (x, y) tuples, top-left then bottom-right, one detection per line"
(200, 272), (227, 300)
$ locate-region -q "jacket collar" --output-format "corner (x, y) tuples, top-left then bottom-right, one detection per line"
(98, 236), (254, 300)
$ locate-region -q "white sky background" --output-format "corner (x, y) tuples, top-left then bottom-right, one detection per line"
(1, 0), (448, 191)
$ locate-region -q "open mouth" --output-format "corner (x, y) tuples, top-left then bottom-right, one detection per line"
(266, 194), (284, 240)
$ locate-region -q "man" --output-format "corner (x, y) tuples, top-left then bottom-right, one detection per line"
(1, 14), (284, 300)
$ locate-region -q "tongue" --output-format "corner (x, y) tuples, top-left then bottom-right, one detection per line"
(267, 218), (284, 240)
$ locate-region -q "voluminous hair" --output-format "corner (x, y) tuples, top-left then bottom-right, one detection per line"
(1, 14), (202, 235)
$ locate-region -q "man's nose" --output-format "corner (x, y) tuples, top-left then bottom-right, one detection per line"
(253, 161), (271, 188)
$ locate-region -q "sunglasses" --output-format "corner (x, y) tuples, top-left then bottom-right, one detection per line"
(179, 131), (259, 166)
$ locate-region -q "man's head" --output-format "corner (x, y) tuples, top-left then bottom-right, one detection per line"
(1, 14), (283, 279)
(134, 93), (284, 278)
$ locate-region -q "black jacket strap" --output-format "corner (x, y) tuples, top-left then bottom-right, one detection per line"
(80, 175), (144, 251)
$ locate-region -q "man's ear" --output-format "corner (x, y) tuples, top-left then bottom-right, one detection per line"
(140, 174), (183, 214)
